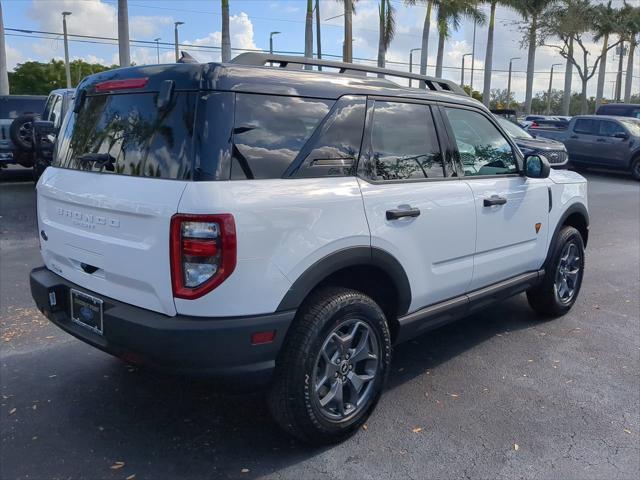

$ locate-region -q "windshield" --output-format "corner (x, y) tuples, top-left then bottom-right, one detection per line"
(619, 118), (640, 136)
(496, 117), (533, 139)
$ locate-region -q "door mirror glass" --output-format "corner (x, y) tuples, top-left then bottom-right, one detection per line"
(524, 154), (550, 179)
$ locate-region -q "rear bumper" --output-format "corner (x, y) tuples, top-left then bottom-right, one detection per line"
(30, 266), (294, 388)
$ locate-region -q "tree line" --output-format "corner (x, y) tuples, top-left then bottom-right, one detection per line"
(283, 0), (639, 115)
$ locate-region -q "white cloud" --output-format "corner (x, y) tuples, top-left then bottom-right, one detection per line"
(5, 44), (25, 70)
(27, 0), (170, 39)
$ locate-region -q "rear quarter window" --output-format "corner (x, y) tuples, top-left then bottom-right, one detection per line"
(231, 94), (333, 179)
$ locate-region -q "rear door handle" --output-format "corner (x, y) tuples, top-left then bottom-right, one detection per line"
(386, 207), (421, 220)
(483, 195), (507, 207)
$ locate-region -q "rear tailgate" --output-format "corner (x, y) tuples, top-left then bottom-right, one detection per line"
(38, 170), (186, 315)
(37, 64), (203, 316)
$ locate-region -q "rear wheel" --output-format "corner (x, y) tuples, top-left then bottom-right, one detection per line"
(527, 226), (585, 317)
(267, 287), (391, 445)
(631, 157), (640, 181)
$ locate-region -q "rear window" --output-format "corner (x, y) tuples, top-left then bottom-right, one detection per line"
(574, 119), (598, 135)
(0, 97), (45, 119)
(54, 92), (196, 180)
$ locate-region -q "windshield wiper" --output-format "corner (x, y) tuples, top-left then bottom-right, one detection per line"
(77, 153), (115, 171)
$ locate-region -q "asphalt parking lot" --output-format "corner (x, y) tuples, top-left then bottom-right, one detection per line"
(1, 166), (639, 480)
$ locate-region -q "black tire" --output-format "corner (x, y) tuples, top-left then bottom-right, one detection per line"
(267, 287), (391, 445)
(9, 114), (38, 151)
(32, 156), (49, 182)
(527, 226), (585, 318)
(630, 157), (640, 181)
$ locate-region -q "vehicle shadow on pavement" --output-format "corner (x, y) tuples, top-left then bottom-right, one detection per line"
(9, 295), (542, 478)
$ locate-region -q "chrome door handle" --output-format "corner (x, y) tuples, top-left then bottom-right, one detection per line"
(386, 207), (421, 220)
(483, 195), (507, 207)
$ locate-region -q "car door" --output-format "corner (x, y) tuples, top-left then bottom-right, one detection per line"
(358, 99), (476, 312)
(441, 106), (549, 291)
(593, 120), (631, 168)
(565, 118), (599, 164)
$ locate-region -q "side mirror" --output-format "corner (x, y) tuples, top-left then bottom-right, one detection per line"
(612, 132), (629, 140)
(524, 154), (551, 179)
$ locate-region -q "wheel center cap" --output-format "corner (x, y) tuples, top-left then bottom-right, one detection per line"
(339, 361), (350, 375)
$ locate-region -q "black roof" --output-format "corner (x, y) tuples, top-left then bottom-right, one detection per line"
(77, 54), (482, 110)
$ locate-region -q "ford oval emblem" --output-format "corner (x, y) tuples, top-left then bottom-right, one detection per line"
(80, 306), (94, 322)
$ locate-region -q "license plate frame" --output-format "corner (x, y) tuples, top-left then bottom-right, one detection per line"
(69, 289), (104, 335)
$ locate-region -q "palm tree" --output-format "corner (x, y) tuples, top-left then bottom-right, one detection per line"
(305, 0), (313, 66)
(435, 0), (485, 77)
(221, 0), (231, 62)
(482, 1), (518, 107)
(405, 0), (434, 87)
(512, 0), (556, 114)
(377, 0), (396, 71)
(623, 5), (640, 102)
(593, 1), (619, 109)
(337, 0), (357, 63)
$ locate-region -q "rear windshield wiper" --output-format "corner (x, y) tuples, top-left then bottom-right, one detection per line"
(77, 153), (116, 171)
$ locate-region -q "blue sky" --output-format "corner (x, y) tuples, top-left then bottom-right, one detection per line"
(3, 0), (639, 100)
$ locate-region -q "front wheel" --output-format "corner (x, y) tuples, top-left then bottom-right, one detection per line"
(267, 287), (391, 445)
(527, 226), (585, 317)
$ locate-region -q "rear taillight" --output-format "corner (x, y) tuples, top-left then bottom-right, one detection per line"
(170, 214), (237, 299)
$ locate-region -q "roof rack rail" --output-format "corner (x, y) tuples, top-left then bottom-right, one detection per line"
(229, 53), (468, 96)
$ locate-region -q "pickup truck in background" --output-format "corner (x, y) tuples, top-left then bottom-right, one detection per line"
(533, 115), (640, 180)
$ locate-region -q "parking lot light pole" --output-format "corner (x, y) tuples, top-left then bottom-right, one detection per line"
(461, 53), (472, 88)
(154, 37), (161, 63)
(269, 31), (281, 55)
(507, 57), (520, 110)
(62, 11), (72, 88)
(174, 21), (184, 62)
(409, 48), (421, 87)
(547, 63), (562, 115)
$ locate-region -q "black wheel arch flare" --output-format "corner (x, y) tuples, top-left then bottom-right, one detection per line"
(276, 246), (412, 316)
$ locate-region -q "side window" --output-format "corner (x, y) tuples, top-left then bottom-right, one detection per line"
(599, 121), (625, 137)
(366, 101), (444, 181)
(50, 96), (63, 128)
(444, 108), (517, 176)
(574, 119), (598, 135)
(231, 94), (333, 180)
(292, 96), (366, 178)
(42, 95), (56, 121)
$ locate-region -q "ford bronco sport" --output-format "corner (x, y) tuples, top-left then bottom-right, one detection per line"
(30, 54), (589, 444)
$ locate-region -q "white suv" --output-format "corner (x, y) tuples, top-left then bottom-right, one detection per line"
(30, 54), (589, 444)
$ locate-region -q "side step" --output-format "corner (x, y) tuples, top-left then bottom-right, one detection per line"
(395, 270), (544, 344)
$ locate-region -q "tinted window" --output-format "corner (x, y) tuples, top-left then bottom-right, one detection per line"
(0, 97), (45, 119)
(55, 92), (196, 179)
(574, 119), (598, 135)
(232, 94), (333, 179)
(50, 96), (63, 128)
(599, 121), (626, 137)
(292, 96), (366, 178)
(497, 116), (533, 139)
(366, 101), (444, 180)
(445, 108), (517, 176)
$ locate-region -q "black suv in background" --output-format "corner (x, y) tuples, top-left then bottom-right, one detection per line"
(0, 95), (46, 169)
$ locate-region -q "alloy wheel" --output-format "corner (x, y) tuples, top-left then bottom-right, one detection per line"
(312, 319), (380, 421)
(554, 241), (582, 305)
